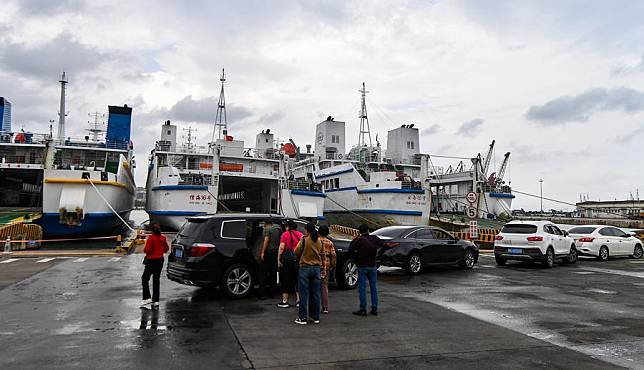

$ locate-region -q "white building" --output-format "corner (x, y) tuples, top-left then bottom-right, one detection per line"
(386, 125), (419, 164)
(314, 117), (346, 161)
(576, 200), (644, 219)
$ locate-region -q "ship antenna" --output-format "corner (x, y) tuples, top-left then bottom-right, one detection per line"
(358, 82), (372, 148)
(87, 111), (105, 142)
(57, 71), (68, 141)
(211, 68), (228, 147)
(184, 126), (196, 152)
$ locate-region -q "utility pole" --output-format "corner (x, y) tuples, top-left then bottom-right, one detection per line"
(539, 178), (544, 214)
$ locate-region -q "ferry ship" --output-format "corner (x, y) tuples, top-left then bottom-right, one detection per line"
(145, 70), (324, 231)
(0, 73), (135, 237)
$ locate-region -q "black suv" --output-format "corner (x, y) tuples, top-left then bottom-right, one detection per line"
(167, 213), (358, 299)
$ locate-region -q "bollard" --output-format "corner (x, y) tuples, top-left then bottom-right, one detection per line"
(116, 234), (122, 248)
(4, 237), (11, 253)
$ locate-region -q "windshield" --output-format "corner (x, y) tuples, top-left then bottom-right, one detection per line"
(372, 226), (409, 239)
(567, 226), (597, 235)
(501, 224), (538, 234)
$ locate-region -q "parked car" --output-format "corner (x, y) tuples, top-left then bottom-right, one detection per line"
(371, 225), (479, 274)
(167, 214), (357, 299)
(567, 225), (643, 261)
(494, 221), (577, 268)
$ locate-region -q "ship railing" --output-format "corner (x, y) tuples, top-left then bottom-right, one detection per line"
(156, 144), (281, 160)
(401, 180), (423, 190)
(163, 160), (280, 177)
(0, 155), (45, 165)
(59, 137), (130, 151)
(0, 132), (51, 145)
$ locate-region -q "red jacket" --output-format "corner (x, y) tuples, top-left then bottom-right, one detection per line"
(144, 233), (169, 259)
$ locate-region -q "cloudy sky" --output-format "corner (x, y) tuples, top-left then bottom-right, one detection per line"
(1, 0), (643, 210)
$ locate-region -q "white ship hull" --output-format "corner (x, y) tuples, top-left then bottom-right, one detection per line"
(39, 162), (135, 237)
(146, 184), (217, 231)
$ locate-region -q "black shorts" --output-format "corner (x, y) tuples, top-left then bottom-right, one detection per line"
(280, 259), (298, 294)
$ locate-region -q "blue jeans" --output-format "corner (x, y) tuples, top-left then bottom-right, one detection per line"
(358, 266), (378, 312)
(298, 265), (321, 321)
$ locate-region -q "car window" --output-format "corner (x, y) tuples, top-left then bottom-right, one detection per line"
(502, 224), (538, 234)
(372, 227), (409, 239)
(550, 225), (563, 236)
(416, 228), (434, 239)
(568, 227), (597, 234)
(544, 225), (555, 235)
(221, 220), (247, 239)
(610, 227), (627, 237)
(432, 228), (453, 240)
(598, 228), (612, 236)
(175, 218), (207, 245)
(404, 230), (417, 239)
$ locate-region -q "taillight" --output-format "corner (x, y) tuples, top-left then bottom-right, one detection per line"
(527, 236), (543, 242)
(384, 242), (400, 248)
(190, 243), (215, 257)
(578, 237), (595, 243)
(495, 235), (503, 240)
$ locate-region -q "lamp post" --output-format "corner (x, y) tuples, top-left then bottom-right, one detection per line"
(539, 178), (544, 214)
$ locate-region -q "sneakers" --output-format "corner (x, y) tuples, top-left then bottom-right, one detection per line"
(140, 299), (152, 309)
(295, 301), (300, 308)
(151, 302), (159, 310)
(352, 309), (367, 317)
(370, 309), (378, 316)
(313, 319), (320, 324)
(277, 301), (289, 308)
(294, 318), (307, 325)
(322, 309), (329, 314)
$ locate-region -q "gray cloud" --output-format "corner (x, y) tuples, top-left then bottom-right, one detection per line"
(526, 87), (644, 124)
(616, 124), (644, 142)
(611, 53), (644, 76)
(18, 0), (86, 15)
(146, 95), (253, 125)
(456, 118), (484, 137)
(420, 124), (440, 136)
(0, 33), (106, 79)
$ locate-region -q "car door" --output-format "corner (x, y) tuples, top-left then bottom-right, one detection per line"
(543, 225), (559, 252)
(432, 228), (462, 263)
(414, 228), (440, 264)
(550, 225), (567, 255)
(610, 227), (630, 255)
(597, 227), (616, 254)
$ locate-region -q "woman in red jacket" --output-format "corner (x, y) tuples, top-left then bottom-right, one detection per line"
(141, 224), (169, 310)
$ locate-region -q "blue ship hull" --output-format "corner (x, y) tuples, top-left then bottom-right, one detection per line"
(37, 211), (131, 238)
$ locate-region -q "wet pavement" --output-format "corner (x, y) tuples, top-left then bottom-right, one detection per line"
(0, 253), (640, 369)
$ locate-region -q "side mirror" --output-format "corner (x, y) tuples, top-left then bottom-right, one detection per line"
(563, 231), (569, 237)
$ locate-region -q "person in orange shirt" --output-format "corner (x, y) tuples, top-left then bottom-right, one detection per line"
(141, 224), (169, 310)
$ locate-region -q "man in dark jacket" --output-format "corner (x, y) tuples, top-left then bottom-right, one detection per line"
(348, 224), (383, 316)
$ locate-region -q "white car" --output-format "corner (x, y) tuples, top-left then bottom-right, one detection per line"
(567, 225), (643, 261)
(494, 221), (577, 268)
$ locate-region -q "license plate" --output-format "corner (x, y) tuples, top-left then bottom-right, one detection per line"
(175, 248), (183, 258)
(509, 248), (522, 254)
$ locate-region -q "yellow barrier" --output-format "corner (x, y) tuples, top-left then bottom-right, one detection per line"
(0, 223), (43, 249)
(330, 224), (360, 237)
(449, 228), (499, 244)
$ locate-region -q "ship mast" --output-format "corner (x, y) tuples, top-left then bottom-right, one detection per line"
(183, 126), (196, 152)
(211, 68), (228, 146)
(358, 82), (372, 148)
(57, 72), (68, 141)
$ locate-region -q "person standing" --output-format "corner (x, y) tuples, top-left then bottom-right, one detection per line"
(277, 220), (302, 308)
(348, 224), (382, 316)
(141, 224), (169, 310)
(294, 223), (323, 325)
(258, 219), (282, 299)
(318, 225), (336, 314)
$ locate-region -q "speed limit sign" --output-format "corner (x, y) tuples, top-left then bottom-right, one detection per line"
(466, 206), (478, 219)
(466, 192), (478, 204)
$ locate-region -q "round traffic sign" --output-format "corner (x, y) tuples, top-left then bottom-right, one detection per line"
(466, 206), (477, 219)
(466, 192), (478, 204)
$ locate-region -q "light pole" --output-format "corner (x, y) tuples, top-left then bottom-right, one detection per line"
(539, 178), (544, 214)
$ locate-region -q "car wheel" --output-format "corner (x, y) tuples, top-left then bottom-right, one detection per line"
(495, 256), (507, 266)
(631, 244), (643, 259)
(461, 249), (476, 269)
(337, 258), (358, 289)
(404, 252), (423, 274)
(221, 263), (254, 299)
(597, 246), (609, 262)
(567, 246), (578, 264)
(542, 247), (554, 268)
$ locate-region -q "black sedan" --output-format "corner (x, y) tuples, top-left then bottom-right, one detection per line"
(374, 226), (479, 274)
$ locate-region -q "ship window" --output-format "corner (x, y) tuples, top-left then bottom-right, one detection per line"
(334, 178), (339, 188)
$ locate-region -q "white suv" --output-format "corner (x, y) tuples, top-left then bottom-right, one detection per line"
(567, 225), (643, 261)
(494, 221), (577, 268)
